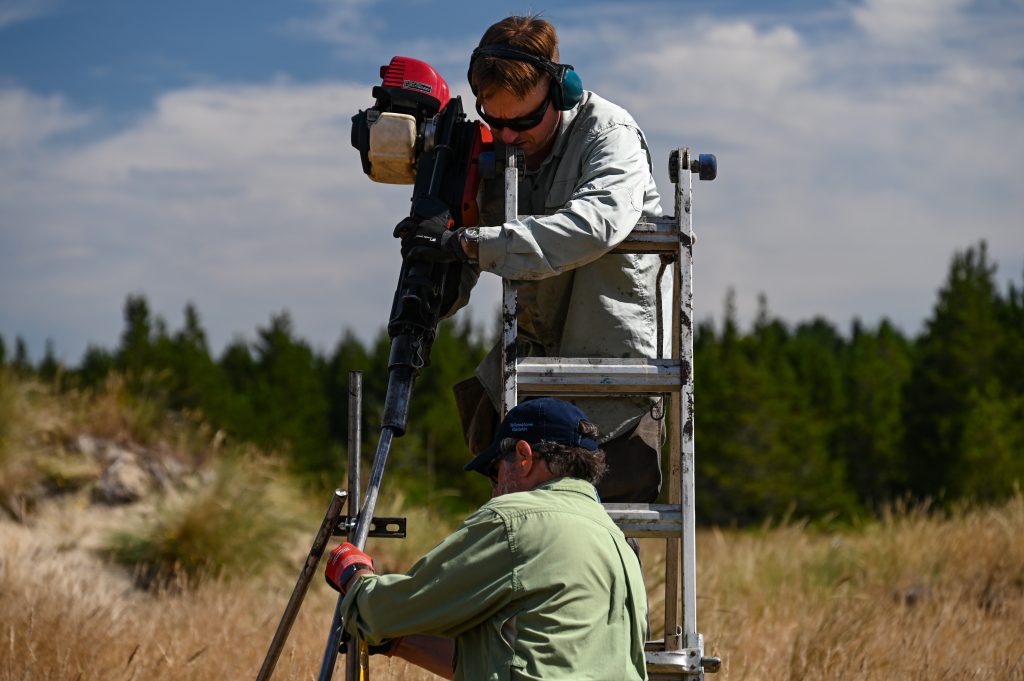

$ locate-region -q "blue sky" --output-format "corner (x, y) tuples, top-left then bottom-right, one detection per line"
(2, 0), (1023, 363)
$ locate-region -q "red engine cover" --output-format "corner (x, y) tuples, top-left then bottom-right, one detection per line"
(380, 56), (451, 112)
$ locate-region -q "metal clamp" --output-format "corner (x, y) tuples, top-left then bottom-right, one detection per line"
(645, 648), (721, 677)
(334, 515), (407, 539)
(646, 649), (702, 675)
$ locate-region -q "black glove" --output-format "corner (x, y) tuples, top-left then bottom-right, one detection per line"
(394, 213), (466, 263)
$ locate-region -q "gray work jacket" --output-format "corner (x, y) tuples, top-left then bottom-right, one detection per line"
(467, 90), (667, 440)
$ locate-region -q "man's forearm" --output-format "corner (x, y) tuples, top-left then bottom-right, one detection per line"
(390, 635), (456, 680)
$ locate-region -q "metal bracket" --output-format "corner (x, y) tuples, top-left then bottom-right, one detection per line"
(701, 656), (722, 673)
(647, 649), (702, 676)
(334, 516), (407, 539)
(645, 649), (721, 677)
(668, 149), (717, 184)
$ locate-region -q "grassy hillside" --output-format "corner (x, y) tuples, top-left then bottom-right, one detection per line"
(2, 374), (1022, 680)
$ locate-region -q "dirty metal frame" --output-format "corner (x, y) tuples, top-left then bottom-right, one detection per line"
(675, 147), (700, 657)
(500, 148), (522, 416)
(499, 147), (716, 677)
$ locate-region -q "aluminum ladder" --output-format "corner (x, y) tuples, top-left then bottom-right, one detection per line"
(498, 147), (720, 680)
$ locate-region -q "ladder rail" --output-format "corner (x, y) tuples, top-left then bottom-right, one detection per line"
(499, 146), (712, 677)
(677, 149), (700, 652)
(500, 148), (520, 418)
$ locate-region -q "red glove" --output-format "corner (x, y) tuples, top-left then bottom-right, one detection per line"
(325, 542), (374, 594)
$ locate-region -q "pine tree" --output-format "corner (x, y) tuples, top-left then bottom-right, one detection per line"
(789, 318), (845, 425)
(952, 260), (1024, 501)
(77, 346), (115, 388)
(250, 312), (333, 475)
(903, 242), (1006, 500)
(38, 339), (61, 383)
(13, 337), (30, 376)
(837, 319), (912, 506)
(998, 268), (1024, 397)
(117, 295), (154, 384)
(163, 303), (219, 413)
(954, 381), (1024, 501)
(696, 293), (856, 524)
(216, 338), (260, 438)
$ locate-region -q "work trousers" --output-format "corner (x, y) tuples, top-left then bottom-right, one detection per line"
(453, 376), (663, 503)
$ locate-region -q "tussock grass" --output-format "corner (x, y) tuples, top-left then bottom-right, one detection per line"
(3, 375), (1022, 679)
(0, 370), (34, 519)
(641, 493), (1024, 680)
(0, 374), (213, 520)
(4, 492), (1023, 680)
(0, 374), (72, 519)
(67, 374), (169, 447)
(105, 453), (311, 589)
(1, 514), (442, 681)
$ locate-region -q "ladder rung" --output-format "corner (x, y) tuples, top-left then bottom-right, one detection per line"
(516, 358), (684, 395)
(615, 216), (688, 253)
(603, 503), (682, 538)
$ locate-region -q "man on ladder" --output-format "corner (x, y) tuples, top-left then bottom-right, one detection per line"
(395, 14), (666, 505)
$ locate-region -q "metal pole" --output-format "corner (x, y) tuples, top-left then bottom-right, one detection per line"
(500, 146), (520, 417)
(318, 386), (405, 681)
(344, 372), (363, 681)
(664, 149), (685, 652)
(318, 426), (398, 681)
(678, 149), (700, 650)
(255, 489), (348, 681)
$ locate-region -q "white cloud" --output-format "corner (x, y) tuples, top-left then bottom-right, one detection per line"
(283, 0), (382, 51)
(852, 0), (971, 44)
(0, 81), (500, 361)
(0, 0), (59, 29)
(3, 0), (1023, 364)
(0, 87), (90, 149)
(561, 2), (1024, 332)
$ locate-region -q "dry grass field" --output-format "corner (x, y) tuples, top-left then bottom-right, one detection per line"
(2, 377), (1023, 680)
(4, 494), (1023, 680)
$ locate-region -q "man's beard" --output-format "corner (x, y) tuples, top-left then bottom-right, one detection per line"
(494, 473), (522, 497)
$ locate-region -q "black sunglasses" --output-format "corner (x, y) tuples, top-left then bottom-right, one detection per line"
(475, 96), (550, 132)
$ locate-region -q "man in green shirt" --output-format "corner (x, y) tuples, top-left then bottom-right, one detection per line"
(326, 398), (648, 680)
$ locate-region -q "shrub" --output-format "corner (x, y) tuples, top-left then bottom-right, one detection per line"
(0, 372), (51, 520)
(105, 452), (309, 589)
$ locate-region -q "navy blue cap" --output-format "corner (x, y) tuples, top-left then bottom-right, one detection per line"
(464, 398), (598, 474)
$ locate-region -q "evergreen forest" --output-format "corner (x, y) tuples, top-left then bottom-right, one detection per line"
(4, 241), (1023, 523)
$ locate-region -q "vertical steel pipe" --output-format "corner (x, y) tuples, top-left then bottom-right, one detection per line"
(344, 372), (363, 681)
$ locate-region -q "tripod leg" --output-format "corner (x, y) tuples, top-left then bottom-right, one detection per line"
(255, 489), (348, 681)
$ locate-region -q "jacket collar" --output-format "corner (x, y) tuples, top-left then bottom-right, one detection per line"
(534, 476), (599, 501)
